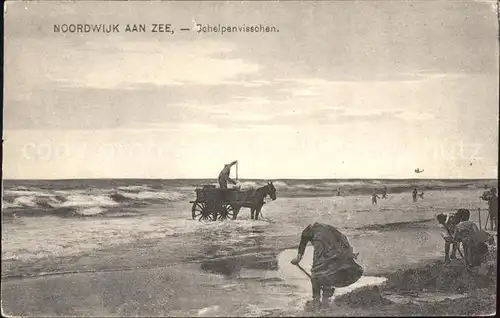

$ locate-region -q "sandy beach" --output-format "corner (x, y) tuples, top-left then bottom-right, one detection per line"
(2, 180), (497, 316)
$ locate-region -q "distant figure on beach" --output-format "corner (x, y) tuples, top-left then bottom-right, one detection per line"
(418, 192), (424, 199)
(480, 187), (498, 231)
(436, 209), (470, 263)
(291, 222), (363, 310)
(371, 192), (380, 204)
(381, 186), (388, 199)
(336, 189), (341, 196)
(218, 160), (238, 189)
(412, 188), (418, 202)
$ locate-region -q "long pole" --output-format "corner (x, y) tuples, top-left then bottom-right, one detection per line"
(236, 161), (239, 181)
(478, 208), (482, 230)
(295, 264), (312, 279)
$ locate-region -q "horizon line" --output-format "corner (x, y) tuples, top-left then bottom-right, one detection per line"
(2, 177), (498, 182)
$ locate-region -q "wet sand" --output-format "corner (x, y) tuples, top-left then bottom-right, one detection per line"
(326, 259), (496, 317)
(2, 224), (496, 317)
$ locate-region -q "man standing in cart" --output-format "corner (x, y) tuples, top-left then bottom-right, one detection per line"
(218, 160), (238, 189)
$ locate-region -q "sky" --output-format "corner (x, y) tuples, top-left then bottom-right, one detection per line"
(3, 0), (499, 180)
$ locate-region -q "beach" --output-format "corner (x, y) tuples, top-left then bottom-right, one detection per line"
(1, 179), (497, 316)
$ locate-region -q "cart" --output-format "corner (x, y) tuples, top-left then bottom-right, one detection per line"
(190, 185), (249, 221)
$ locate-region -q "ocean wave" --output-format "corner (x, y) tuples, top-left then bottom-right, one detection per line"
(229, 181), (290, 190)
(3, 190), (53, 197)
(116, 185), (154, 192)
(76, 207), (105, 216)
(237, 181), (260, 189)
(271, 181), (288, 188)
(3, 179), (494, 219)
(272, 180), (493, 197)
(10, 186), (39, 192)
(178, 186), (197, 191)
(293, 184), (318, 190)
(4, 195), (62, 209)
(108, 192), (137, 203)
(186, 179), (491, 197)
(2, 187), (188, 218)
(2, 201), (19, 209)
(59, 194), (119, 208)
(117, 190), (187, 201)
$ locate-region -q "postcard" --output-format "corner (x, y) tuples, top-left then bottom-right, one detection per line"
(2, 0), (498, 316)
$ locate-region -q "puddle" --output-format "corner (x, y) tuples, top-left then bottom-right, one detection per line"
(196, 246), (397, 314)
(383, 291), (468, 304)
(200, 257), (244, 277)
(277, 247), (388, 297)
(197, 305), (220, 317)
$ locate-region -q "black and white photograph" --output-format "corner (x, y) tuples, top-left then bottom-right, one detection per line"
(2, 0), (498, 316)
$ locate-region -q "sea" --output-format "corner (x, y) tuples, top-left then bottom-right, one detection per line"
(2, 178), (496, 219)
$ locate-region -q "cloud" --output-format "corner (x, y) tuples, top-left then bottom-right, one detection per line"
(2, 1), (498, 180)
(395, 111), (435, 121)
(4, 0), (497, 133)
(4, 73), (486, 131)
(6, 38), (261, 91)
(143, 122), (221, 132)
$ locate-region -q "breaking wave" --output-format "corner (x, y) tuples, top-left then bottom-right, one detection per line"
(2, 186), (190, 218)
(2, 178), (495, 219)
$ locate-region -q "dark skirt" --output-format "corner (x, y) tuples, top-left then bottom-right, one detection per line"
(312, 258), (364, 288)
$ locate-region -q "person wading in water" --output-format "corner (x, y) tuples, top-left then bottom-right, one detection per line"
(381, 186), (388, 199)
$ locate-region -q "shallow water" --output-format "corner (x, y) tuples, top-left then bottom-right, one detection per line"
(277, 246), (388, 297)
(2, 189), (489, 262)
(383, 292), (468, 304)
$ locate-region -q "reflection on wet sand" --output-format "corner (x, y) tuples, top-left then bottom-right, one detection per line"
(198, 224), (281, 278)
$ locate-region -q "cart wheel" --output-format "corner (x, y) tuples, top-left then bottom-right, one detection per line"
(218, 203), (235, 220)
(192, 201), (215, 221)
